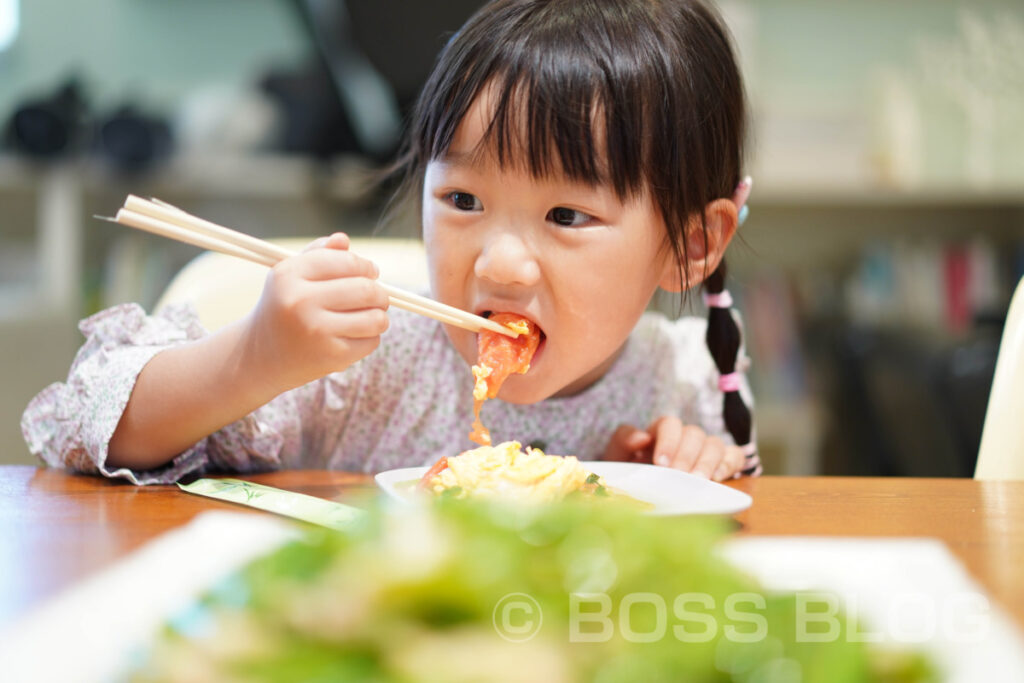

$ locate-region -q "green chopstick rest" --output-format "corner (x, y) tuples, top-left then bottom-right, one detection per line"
(178, 478), (366, 531)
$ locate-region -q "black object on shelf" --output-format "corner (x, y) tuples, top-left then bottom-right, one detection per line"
(341, 0), (487, 120)
(260, 59), (358, 161)
(270, 0), (483, 161)
(95, 105), (173, 173)
(5, 77), (90, 159)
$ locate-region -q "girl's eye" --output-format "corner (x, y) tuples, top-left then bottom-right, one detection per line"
(446, 192), (482, 212)
(547, 206), (592, 227)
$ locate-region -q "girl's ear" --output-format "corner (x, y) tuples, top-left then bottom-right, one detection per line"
(659, 198), (739, 292)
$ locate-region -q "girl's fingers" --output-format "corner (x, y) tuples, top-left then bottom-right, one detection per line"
(623, 427), (653, 451)
(712, 445), (746, 482)
(603, 424), (652, 462)
(624, 427), (654, 463)
(312, 277), (390, 313)
(630, 449), (654, 464)
(301, 232), (350, 253)
(324, 232), (351, 250)
(690, 436), (726, 480)
(328, 335), (382, 367)
(323, 308), (391, 339)
(289, 247), (380, 281)
(663, 423), (702, 470)
(648, 417), (683, 467)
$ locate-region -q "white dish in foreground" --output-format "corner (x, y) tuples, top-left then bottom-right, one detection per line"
(374, 460), (752, 516)
(2, 513), (1022, 683)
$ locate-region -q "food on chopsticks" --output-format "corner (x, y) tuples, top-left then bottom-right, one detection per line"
(469, 313), (541, 446)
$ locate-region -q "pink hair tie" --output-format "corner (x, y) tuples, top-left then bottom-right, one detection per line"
(739, 442), (757, 456)
(703, 290), (733, 308)
(718, 372), (742, 392)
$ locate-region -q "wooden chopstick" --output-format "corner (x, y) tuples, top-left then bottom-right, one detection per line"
(124, 194), (293, 262)
(103, 209), (467, 331)
(111, 209), (278, 267)
(105, 196), (519, 338)
(127, 196), (498, 329)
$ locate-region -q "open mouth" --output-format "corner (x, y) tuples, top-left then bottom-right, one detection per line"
(477, 311), (547, 380)
(482, 310), (547, 346)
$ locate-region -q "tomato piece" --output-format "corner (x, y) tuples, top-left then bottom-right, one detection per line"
(476, 313), (541, 399)
(468, 313), (541, 446)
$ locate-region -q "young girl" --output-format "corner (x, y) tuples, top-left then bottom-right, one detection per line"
(22, 0), (761, 485)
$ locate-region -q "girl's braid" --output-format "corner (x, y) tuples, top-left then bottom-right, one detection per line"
(703, 259), (761, 476)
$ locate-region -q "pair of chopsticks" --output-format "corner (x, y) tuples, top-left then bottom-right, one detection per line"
(96, 195), (518, 338)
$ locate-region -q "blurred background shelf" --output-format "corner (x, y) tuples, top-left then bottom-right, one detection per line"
(752, 183), (1024, 208)
(0, 153), (379, 202)
(5, 153), (1021, 208)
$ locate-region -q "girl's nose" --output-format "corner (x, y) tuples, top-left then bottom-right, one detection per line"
(474, 231), (541, 287)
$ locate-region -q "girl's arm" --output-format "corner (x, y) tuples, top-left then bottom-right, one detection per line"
(106, 317), (280, 469)
(107, 233), (390, 470)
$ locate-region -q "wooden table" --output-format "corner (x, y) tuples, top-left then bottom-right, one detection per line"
(1, 467), (1022, 630)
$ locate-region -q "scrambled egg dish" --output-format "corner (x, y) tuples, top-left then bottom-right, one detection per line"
(420, 441), (607, 504)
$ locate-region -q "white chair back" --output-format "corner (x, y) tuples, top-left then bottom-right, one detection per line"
(975, 276), (1024, 480)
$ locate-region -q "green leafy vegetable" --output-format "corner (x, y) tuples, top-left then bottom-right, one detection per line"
(129, 499), (936, 683)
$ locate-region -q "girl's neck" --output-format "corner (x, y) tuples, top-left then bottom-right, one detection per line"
(550, 339), (629, 399)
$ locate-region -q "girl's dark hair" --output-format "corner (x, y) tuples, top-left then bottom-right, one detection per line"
(394, 0), (757, 472)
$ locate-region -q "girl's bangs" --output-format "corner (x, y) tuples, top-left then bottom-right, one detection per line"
(474, 71), (616, 190)
(422, 24), (648, 199)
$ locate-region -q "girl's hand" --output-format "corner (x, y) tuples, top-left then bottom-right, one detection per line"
(602, 417), (746, 481)
(245, 232), (390, 392)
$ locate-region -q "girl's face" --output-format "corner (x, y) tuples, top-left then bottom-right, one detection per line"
(422, 92), (677, 403)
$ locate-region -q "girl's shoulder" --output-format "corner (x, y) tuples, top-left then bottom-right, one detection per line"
(631, 312), (709, 353)
(628, 311), (751, 391)
(619, 312), (718, 386)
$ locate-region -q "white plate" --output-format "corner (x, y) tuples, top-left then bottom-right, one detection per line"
(374, 461), (752, 516)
